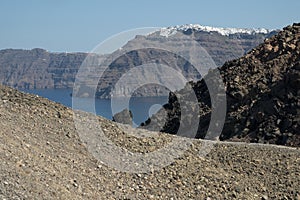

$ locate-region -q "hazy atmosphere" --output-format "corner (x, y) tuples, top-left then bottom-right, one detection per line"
(1, 0), (299, 52)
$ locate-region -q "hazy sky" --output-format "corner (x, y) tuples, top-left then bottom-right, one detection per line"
(1, 0), (299, 52)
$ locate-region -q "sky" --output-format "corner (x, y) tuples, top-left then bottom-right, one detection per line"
(0, 0), (299, 52)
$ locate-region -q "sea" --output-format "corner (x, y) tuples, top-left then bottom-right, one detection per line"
(21, 89), (168, 126)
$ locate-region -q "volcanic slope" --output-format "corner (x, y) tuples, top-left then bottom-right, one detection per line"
(0, 84), (299, 199)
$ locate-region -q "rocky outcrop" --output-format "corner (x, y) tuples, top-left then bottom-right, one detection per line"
(142, 23), (300, 147)
(112, 108), (133, 125)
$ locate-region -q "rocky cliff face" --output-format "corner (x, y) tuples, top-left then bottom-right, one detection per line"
(0, 48), (87, 89)
(141, 23), (300, 147)
(0, 25), (277, 98)
(151, 24), (277, 67)
(78, 26), (277, 98)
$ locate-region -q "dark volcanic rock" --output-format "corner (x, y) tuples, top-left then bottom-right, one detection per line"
(112, 108), (133, 125)
(142, 23), (300, 147)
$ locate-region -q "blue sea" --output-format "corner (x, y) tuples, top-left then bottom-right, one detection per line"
(22, 89), (168, 126)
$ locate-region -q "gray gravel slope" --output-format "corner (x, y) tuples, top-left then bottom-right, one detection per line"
(0, 85), (299, 199)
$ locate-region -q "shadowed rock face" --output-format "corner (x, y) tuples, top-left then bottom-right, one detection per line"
(142, 23), (300, 147)
(112, 108), (133, 125)
(0, 26), (276, 98)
